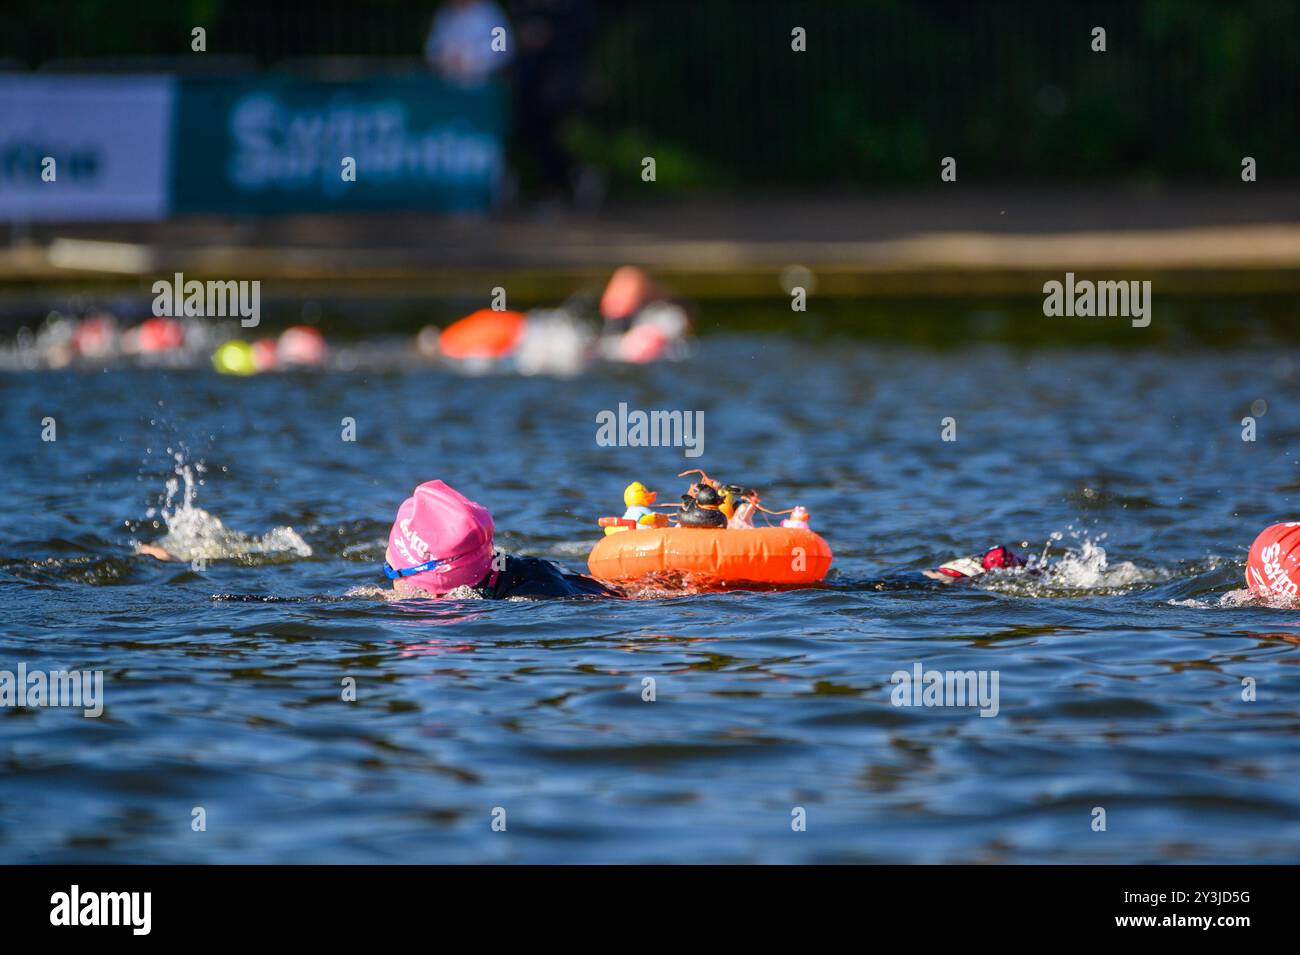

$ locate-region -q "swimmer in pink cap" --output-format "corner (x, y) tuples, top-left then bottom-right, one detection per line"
(597, 266), (692, 363)
(385, 479), (617, 600)
(385, 480), (495, 595)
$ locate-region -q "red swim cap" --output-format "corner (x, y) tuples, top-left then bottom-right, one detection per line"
(137, 317), (184, 353)
(982, 546), (1026, 570)
(1246, 523), (1300, 598)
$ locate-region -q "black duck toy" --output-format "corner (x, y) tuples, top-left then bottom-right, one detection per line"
(677, 484), (729, 528)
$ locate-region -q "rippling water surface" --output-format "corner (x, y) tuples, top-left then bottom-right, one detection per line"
(3, 329), (1300, 863)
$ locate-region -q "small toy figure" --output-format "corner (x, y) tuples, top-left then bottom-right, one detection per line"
(623, 481), (658, 524)
(718, 484), (743, 521)
(678, 484), (729, 528)
(602, 482), (667, 535)
(781, 506), (811, 529)
(726, 486), (758, 528)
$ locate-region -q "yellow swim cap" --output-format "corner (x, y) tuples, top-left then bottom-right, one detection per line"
(212, 340), (257, 376)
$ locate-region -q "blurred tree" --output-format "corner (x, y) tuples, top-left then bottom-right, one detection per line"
(4, 0), (1298, 187)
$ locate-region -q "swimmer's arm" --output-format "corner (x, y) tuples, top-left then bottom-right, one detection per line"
(136, 542), (175, 561)
(920, 569), (964, 584)
(921, 556), (985, 583)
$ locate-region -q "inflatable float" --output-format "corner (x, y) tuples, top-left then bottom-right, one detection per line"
(587, 526), (832, 587)
(1246, 522), (1300, 598)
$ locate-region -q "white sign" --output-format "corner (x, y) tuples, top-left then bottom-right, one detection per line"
(0, 75), (176, 221)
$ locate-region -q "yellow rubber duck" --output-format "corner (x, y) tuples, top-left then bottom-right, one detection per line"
(604, 481), (662, 536)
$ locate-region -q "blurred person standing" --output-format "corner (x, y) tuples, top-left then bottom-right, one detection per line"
(509, 0), (598, 206)
(425, 0), (515, 87)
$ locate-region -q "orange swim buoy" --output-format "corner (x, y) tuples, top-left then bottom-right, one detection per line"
(1246, 522), (1300, 598)
(438, 309), (527, 360)
(587, 526), (832, 587)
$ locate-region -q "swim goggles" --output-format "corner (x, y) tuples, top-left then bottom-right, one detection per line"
(383, 544), (487, 580)
(383, 556), (444, 579)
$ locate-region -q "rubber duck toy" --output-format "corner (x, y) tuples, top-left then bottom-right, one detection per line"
(677, 483), (729, 528)
(602, 481), (665, 536)
(623, 481), (658, 524)
(781, 506), (811, 530)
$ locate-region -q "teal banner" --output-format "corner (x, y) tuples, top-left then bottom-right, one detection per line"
(171, 75), (506, 214)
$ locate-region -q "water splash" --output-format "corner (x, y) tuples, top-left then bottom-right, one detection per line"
(139, 454), (312, 563)
(344, 585), (404, 601)
(1174, 587), (1300, 611)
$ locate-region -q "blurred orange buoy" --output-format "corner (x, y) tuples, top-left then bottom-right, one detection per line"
(438, 309), (527, 360)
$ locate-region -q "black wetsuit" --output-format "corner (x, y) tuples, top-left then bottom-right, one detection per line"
(475, 555), (619, 599)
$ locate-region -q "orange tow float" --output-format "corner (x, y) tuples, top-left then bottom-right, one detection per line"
(437, 309), (527, 360)
(588, 473), (833, 588)
(587, 525), (832, 587)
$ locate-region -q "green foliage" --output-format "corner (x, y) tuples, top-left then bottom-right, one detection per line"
(577, 0), (1300, 188)
(5, 0), (1297, 187)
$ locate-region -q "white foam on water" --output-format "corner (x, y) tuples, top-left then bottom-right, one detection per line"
(341, 540), (386, 559)
(348, 583), (489, 602)
(1042, 534), (1161, 589)
(515, 309), (595, 377)
(143, 454), (312, 562)
(549, 539), (599, 558)
(345, 585), (404, 601)
(1175, 587), (1300, 611)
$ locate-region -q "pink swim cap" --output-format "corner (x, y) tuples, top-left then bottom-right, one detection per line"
(619, 322), (670, 363)
(385, 480), (495, 595)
